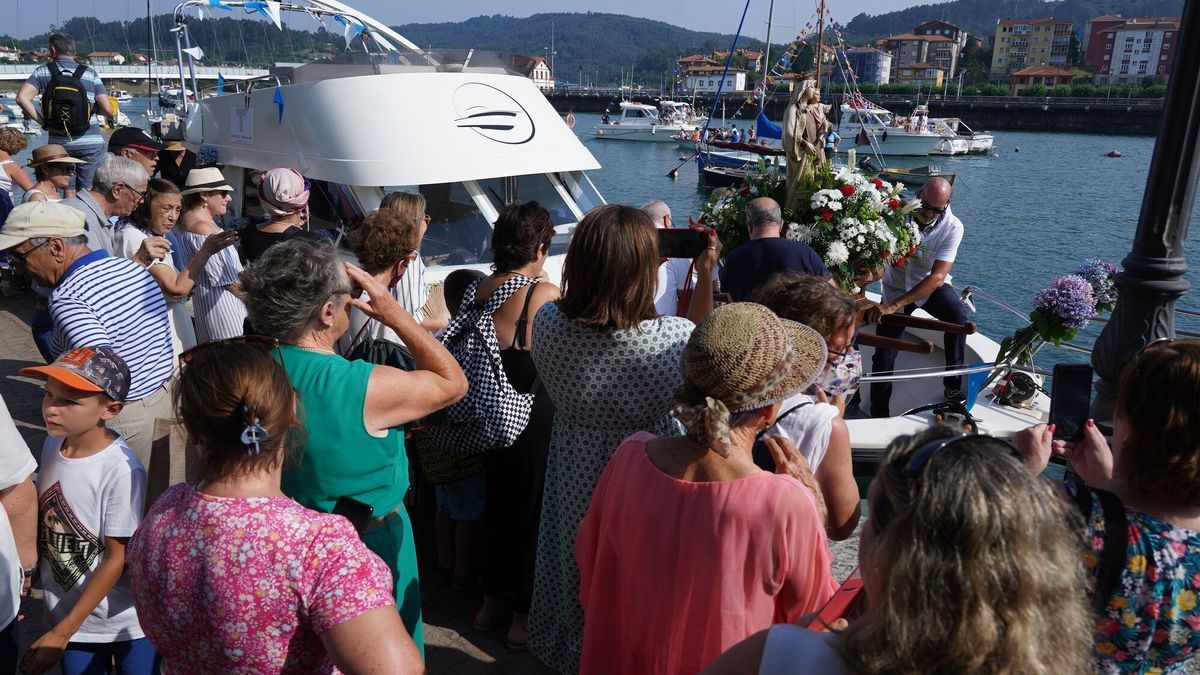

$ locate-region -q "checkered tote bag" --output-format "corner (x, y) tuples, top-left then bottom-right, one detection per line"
(428, 276), (537, 455)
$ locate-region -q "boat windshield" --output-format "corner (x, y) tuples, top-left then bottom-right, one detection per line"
(381, 174), (583, 268)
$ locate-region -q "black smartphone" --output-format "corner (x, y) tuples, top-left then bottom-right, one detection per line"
(333, 496), (374, 534)
(657, 228), (708, 259)
(1049, 364), (1094, 441)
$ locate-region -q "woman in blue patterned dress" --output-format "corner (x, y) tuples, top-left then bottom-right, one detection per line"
(1019, 339), (1200, 673)
(527, 204), (719, 672)
(177, 168), (246, 343)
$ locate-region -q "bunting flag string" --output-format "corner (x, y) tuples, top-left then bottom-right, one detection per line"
(333, 14), (366, 50)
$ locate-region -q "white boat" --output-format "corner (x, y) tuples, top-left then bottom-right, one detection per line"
(167, 0), (1047, 467)
(658, 100), (706, 127)
(836, 104), (958, 156)
(110, 90), (134, 104)
(2, 104), (37, 135)
(593, 101), (702, 143)
(170, 0), (601, 293)
(937, 117), (995, 155)
(158, 84), (194, 108)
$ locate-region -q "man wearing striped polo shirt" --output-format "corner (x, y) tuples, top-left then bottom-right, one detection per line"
(15, 32), (115, 195)
(0, 202), (173, 468)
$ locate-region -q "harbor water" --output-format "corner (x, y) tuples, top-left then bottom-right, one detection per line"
(573, 112), (1200, 371)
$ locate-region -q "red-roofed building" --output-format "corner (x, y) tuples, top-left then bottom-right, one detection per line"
(1011, 65), (1074, 94)
(991, 18), (1073, 77)
(508, 54), (555, 90)
(87, 51), (124, 65)
(1082, 15), (1180, 84)
(0, 45), (18, 62)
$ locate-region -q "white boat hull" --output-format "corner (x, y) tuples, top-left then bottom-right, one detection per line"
(847, 293), (1048, 464)
(593, 123), (699, 142)
(834, 127), (950, 156)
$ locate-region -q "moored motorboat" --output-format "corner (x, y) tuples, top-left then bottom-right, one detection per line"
(593, 101), (702, 142)
(877, 165), (957, 187)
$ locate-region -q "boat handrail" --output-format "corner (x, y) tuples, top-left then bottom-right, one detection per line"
(197, 73), (284, 98)
(860, 362), (999, 384)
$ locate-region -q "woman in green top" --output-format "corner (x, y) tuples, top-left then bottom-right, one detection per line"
(240, 238), (468, 653)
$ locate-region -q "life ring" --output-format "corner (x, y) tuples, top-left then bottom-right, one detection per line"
(565, 112), (576, 129)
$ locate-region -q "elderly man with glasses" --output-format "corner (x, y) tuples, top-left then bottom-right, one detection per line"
(0, 202), (175, 468)
(60, 154), (158, 255)
(864, 176), (969, 417)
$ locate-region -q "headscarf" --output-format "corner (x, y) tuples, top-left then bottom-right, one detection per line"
(257, 168), (310, 217)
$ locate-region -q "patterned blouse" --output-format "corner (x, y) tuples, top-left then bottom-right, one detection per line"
(1066, 482), (1200, 673)
(127, 484), (396, 674)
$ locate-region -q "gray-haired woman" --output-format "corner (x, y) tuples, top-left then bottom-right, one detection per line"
(240, 238), (467, 654)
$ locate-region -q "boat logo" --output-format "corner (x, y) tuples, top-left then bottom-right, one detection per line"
(452, 83), (535, 145)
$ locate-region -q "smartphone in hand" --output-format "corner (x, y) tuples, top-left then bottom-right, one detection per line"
(656, 228), (708, 259)
(806, 569), (865, 630)
(1049, 364), (1093, 441)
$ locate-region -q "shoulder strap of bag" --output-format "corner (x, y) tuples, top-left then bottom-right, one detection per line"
(754, 401), (813, 442)
(1071, 480), (1129, 614)
(481, 275), (534, 315)
(675, 261), (697, 318)
(71, 64), (88, 81)
(512, 282), (540, 350)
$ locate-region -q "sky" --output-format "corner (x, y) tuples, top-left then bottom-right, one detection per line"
(6, 0), (931, 39)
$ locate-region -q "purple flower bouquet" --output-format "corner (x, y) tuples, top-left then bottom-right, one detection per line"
(995, 261), (1121, 366)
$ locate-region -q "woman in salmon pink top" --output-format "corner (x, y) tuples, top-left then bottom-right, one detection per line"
(126, 342), (424, 675)
(575, 303), (837, 675)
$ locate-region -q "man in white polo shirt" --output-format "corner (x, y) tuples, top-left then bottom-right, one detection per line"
(864, 177), (968, 417)
(0, 202), (173, 467)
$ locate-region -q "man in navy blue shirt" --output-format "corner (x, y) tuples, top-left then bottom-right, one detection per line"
(720, 197), (831, 302)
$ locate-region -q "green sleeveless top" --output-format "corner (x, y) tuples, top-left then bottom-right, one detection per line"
(275, 344), (408, 515)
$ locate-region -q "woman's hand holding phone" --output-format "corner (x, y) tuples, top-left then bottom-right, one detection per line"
(1055, 419), (1115, 488)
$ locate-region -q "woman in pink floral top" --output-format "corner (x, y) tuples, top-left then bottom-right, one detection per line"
(126, 342), (424, 674)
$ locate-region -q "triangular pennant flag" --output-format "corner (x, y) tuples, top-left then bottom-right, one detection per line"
(182, 46), (205, 61)
(207, 0), (232, 9)
(273, 86), (284, 123)
(217, 72), (225, 95)
(260, 1), (283, 30)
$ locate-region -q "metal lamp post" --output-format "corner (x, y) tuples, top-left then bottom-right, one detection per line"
(1090, 0), (1200, 418)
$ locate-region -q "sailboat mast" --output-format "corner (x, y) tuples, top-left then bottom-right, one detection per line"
(814, 0), (826, 86)
(760, 0), (774, 109)
(147, 0), (154, 115)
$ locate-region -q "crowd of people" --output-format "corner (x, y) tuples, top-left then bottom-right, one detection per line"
(0, 28), (1195, 675)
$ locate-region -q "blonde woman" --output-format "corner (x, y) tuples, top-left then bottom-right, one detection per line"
(705, 428), (1093, 674)
(379, 191), (447, 333)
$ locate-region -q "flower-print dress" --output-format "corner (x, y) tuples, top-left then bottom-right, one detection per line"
(527, 302), (693, 673)
(1066, 482), (1200, 674)
(127, 483), (397, 674)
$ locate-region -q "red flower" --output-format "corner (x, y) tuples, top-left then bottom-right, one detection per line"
(1186, 613), (1200, 630)
(1097, 618), (1121, 637)
(1146, 601), (1160, 619)
(870, 178), (884, 189)
(839, 184), (856, 197)
(888, 198), (900, 211)
(820, 209), (834, 221)
(882, 250), (891, 260)
(891, 257), (905, 268)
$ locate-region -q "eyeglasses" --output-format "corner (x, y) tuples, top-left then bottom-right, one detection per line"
(8, 239), (49, 265)
(916, 201), (949, 216)
(179, 335), (281, 366)
(120, 183), (146, 203)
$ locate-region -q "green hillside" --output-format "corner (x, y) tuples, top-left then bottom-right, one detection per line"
(840, 0), (1184, 41)
(393, 12), (786, 87)
(0, 12), (794, 86)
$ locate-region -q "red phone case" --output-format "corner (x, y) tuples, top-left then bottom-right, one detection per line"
(806, 568), (864, 631)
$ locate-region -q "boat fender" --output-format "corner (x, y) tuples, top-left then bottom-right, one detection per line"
(1014, 146), (1021, 153)
(1106, 150), (1122, 158)
(882, 130), (888, 142)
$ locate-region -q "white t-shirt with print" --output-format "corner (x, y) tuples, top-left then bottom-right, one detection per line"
(37, 434), (146, 643)
(0, 396), (37, 629)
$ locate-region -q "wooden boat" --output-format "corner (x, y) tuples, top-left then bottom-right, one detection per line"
(878, 165), (957, 187)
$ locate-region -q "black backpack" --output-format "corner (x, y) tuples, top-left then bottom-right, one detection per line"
(41, 62), (92, 137)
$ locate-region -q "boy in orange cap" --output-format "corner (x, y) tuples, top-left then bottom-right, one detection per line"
(18, 346), (155, 674)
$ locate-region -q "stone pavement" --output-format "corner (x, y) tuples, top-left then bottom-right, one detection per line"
(0, 283), (855, 674)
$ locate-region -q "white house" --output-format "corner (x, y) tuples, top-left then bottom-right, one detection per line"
(0, 46), (18, 62)
(684, 67), (747, 93)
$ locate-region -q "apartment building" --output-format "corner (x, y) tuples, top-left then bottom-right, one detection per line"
(990, 18), (1073, 77)
(1083, 15), (1180, 83)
